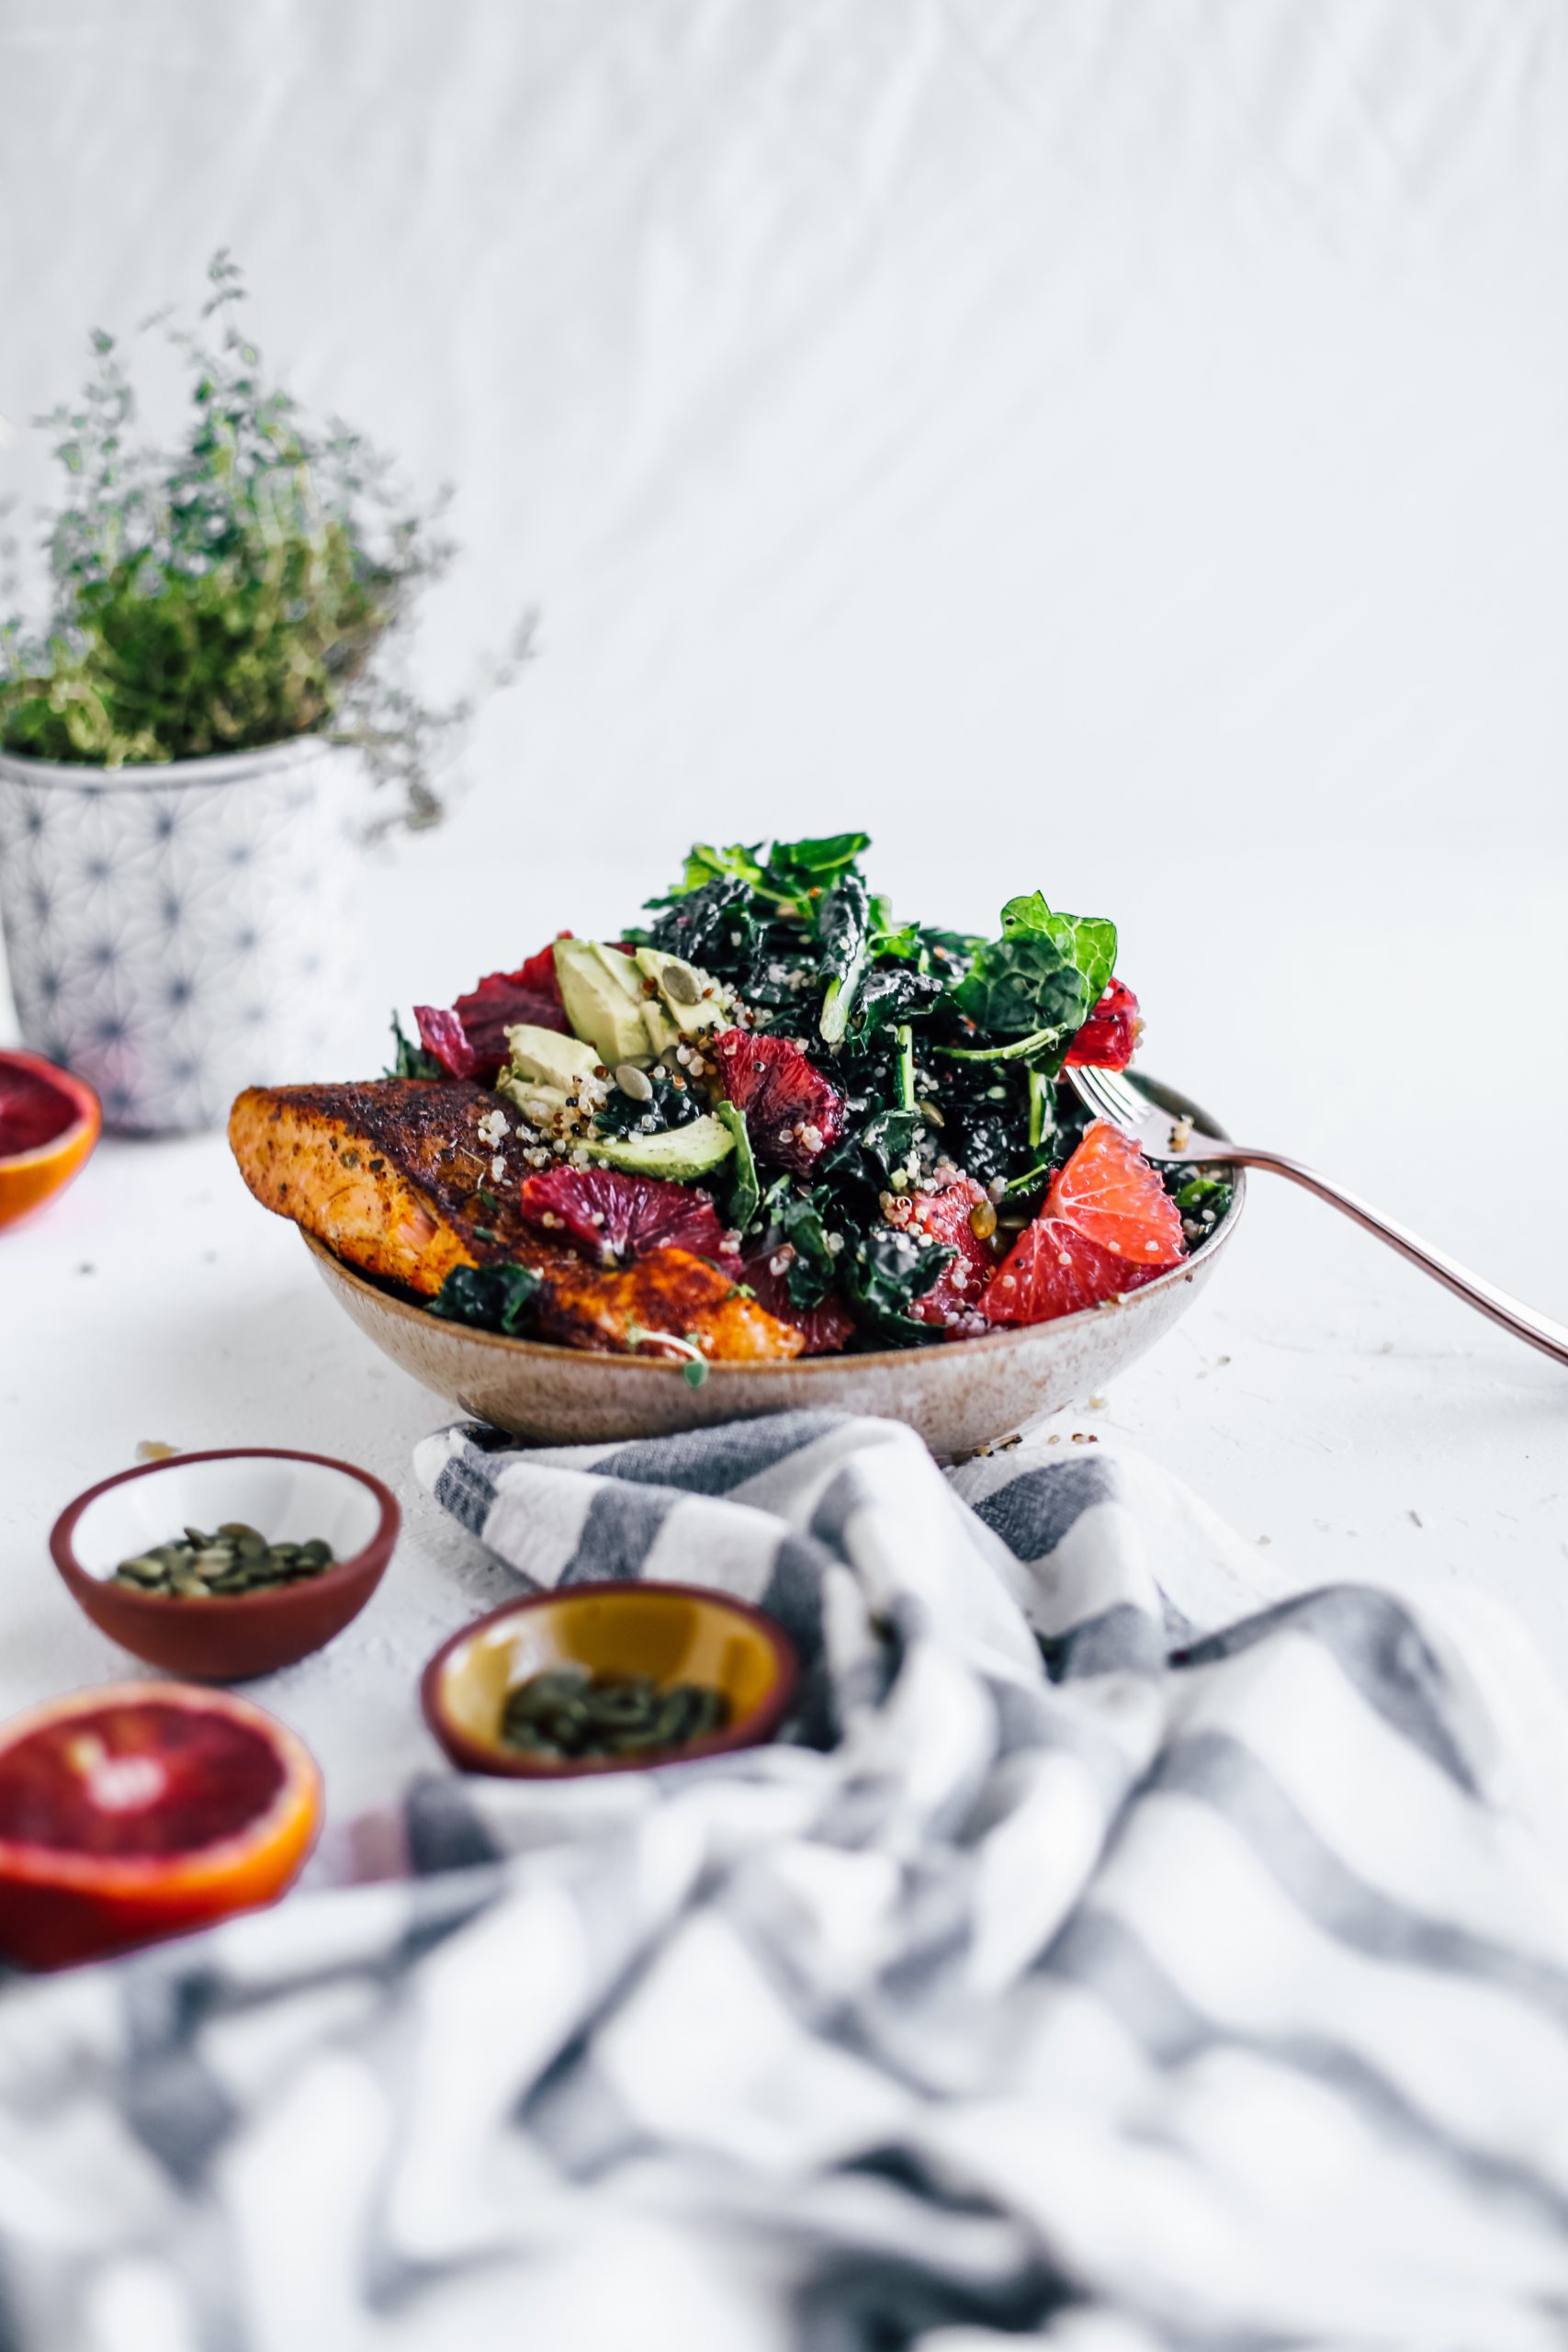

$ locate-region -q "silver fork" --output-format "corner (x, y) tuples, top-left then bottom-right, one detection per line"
(1064, 1062), (1568, 1370)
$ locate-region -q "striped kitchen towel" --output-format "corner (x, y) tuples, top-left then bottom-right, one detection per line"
(2, 1411), (1568, 2352)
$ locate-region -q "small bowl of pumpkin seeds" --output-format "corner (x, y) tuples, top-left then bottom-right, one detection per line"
(51, 1448), (400, 1681)
(422, 1581), (798, 1778)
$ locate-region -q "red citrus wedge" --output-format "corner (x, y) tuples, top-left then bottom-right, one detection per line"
(414, 935), (574, 1081)
(0, 1684), (321, 1970)
(0, 1049), (100, 1230)
(739, 1245), (857, 1355)
(711, 1030), (844, 1173)
(907, 1177), (997, 1332)
(980, 1216), (1167, 1324)
(519, 1164), (728, 1266)
(1065, 978), (1142, 1071)
(1043, 1120), (1186, 1268)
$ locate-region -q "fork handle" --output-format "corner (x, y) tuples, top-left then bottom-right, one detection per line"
(1213, 1147), (1568, 1370)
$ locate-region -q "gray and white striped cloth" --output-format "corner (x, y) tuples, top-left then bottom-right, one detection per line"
(4, 1411), (1568, 2352)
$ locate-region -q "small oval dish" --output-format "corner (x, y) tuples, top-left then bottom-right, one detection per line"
(423, 1581), (799, 1778)
(51, 1448), (400, 1681)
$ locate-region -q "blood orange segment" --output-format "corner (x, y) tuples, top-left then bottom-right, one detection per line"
(415, 935), (574, 1082)
(1044, 1120), (1185, 1268)
(0, 1684), (321, 1971)
(519, 1164), (728, 1267)
(711, 1030), (844, 1174)
(980, 1217), (1166, 1324)
(0, 1050), (100, 1231)
(1065, 979), (1142, 1071)
(907, 1177), (997, 1330)
(739, 1245), (857, 1355)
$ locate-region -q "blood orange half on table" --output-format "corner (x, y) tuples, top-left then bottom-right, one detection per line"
(0, 1049), (100, 1230)
(0, 1683), (321, 1969)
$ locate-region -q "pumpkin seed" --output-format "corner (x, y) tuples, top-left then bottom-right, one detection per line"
(498, 1668), (731, 1760)
(614, 1062), (654, 1102)
(117, 1555), (166, 1583)
(112, 1525), (336, 1600)
(662, 964), (701, 1005)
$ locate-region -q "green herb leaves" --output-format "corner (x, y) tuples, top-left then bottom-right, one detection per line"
(0, 250), (528, 831)
(427, 1262), (541, 1335)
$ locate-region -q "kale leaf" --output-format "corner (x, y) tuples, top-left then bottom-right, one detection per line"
(946, 893), (1117, 1065)
(385, 1011), (443, 1080)
(841, 1227), (953, 1342)
(818, 871), (870, 1048)
(593, 1070), (702, 1140)
(427, 1262), (541, 1336)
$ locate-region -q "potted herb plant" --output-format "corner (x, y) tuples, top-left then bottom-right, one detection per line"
(0, 253), (529, 1133)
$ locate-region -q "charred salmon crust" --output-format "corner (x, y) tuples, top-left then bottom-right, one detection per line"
(227, 1080), (805, 1363)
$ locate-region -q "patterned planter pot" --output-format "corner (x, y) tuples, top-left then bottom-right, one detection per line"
(0, 738), (364, 1134)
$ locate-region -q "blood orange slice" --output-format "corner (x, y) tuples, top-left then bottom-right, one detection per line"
(519, 1164), (728, 1266)
(1044, 1120), (1185, 1268)
(0, 1049), (100, 1230)
(712, 1030), (844, 1174)
(906, 1177), (997, 1332)
(1065, 978), (1141, 1071)
(980, 1216), (1167, 1324)
(0, 1684), (321, 1970)
(414, 935), (574, 1081)
(739, 1245), (857, 1355)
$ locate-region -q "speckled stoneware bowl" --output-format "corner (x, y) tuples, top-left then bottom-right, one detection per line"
(303, 1077), (1243, 1462)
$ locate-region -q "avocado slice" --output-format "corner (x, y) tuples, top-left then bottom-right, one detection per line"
(589, 1113), (735, 1182)
(554, 940), (650, 1066)
(503, 1023), (602, 1091)
(634, 947), (722, 1037)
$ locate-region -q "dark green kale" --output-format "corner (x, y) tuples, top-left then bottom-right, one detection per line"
(1165, 1165), (1234, 1249)
(840, 1227), (953, 1343)
(817, 871), (871, 1047)
(636, 874), (759, 969)
(593, 1071), (702, 1140)
(427, 1262), (541, 1335)
(385, 1012), (443, 1080)
(946, 894), (1116, 1069)
(716, 1102), (761, 1232)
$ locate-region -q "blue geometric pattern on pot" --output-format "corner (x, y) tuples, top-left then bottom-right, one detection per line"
(0, 740), (366, 1135)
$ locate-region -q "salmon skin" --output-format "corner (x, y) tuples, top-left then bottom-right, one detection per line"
(228, 1079), (805, 1363)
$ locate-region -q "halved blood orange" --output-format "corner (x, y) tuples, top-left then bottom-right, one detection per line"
(0, 1048), (100, 1230)
(1044, 1120), (1185, 1268)
(0, 1683), (321, 1970)
(980, 1216), (1167, 1324)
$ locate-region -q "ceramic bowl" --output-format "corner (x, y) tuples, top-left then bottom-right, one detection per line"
(422, 1581), (799, 1778)
(305, 1075), (1244, 1461)
(51, 1448), (400, 1680)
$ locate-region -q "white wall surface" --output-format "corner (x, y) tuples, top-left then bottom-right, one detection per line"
(4, 0), (1565, 899)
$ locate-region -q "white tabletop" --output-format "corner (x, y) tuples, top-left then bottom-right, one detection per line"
(5, 824), (1566, 1866)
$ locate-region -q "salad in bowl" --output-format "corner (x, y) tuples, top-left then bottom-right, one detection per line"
(229, 832), (1232, 1378)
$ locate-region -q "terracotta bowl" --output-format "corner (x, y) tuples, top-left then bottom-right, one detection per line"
(304, 1075), (1244, 1460)
(422, 1582), (799, 1778)
(51, 1449), (400, 1681)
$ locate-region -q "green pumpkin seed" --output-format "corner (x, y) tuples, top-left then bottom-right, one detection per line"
(117, 1555), (167, 1583)
(218, 1522), (262, 1541)
(297, 1540), (333, 1568)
